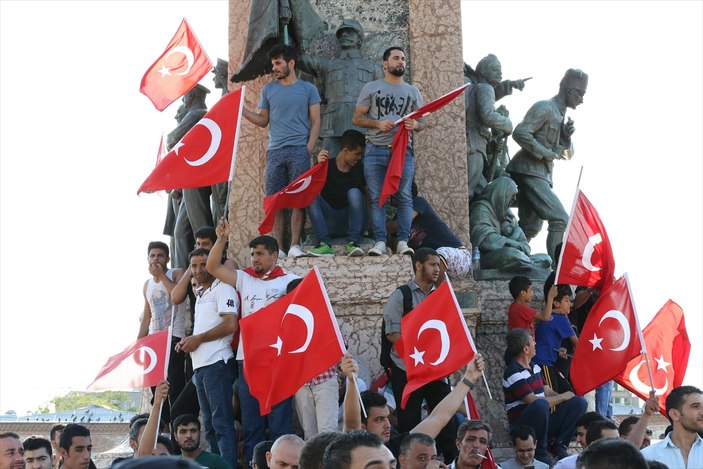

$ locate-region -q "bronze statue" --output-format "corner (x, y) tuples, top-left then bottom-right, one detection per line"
(469, 177), (551, 271)
(230, 0), (326, 82)
(506, 68), (588, 266)
(297, 18), (383, 155)
(464, 54), (527, 201)
(212, 58), (229, 96)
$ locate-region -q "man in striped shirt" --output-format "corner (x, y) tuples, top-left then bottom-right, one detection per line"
(502, 328), (586, 466)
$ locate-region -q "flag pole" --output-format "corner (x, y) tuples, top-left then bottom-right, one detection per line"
(480, 365), (493, 400)
(624, 273), (655, 394)
(352, 373), (367, 419)
(223, 85), (246, 220)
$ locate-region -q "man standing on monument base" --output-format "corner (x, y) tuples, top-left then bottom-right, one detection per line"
(507, 68), (588, 266)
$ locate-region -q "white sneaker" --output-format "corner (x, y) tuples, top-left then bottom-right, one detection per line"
(396, 241), (414, 256)
(368, 241), (387, 256)
(278, 249), (287, 260)
(288, 244), (307, 258)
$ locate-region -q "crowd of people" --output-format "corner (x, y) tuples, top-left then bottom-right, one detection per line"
(3, 30), (701, 469)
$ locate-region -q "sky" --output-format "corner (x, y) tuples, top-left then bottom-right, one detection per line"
(1, 1), (701, 415)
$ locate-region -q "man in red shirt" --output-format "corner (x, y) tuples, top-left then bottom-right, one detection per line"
(507, 276), (556, 336)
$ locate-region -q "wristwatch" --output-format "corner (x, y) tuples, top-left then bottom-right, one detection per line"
(460, 376), (476, 390)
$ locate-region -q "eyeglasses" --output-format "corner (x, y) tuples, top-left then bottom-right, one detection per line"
(516, 447), (536, 454)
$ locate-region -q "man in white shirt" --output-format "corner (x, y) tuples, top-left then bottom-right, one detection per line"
(642, 385), (703, 468)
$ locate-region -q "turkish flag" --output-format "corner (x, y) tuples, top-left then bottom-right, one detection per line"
(555, 189), (615, 290)
(570, 275), (643, 395)
(257, 160), (328, 234)
(140, 18), (213, 112)
(87, 329), (170, 391)
(379, 83), (469, 206)
(240, 267), (345, 414)
(138, 87), (245, 194)
(156, 133), (167, 166)
(465, 392), (498, 469)
(395, 279), (476, 409)
(615, 300), (690, 415)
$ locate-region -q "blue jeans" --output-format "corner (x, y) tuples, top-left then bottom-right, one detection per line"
(595, 380), (614, 418)
(193, 359), (237, 469)
(308, 189), (365, 244)
(363, 144), (414, 242)
(238, 361), (292, 464)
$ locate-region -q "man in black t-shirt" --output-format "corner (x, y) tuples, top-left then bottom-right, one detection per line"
(307, 129), (367, 257)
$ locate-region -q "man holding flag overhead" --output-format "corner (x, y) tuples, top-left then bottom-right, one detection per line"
(353, 46), (425, 257)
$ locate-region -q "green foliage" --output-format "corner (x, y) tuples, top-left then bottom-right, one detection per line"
(46, 391), (138, 413)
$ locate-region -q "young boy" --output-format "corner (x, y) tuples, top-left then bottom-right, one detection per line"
(306, 129), (367, 257)
(507, 275), (557, 336)
(535, 284), (578, 393)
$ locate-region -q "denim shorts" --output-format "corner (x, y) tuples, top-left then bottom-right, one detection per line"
(265, 145), (311, 195)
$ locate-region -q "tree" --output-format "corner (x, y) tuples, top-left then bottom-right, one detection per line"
(47, 391), (138, 413)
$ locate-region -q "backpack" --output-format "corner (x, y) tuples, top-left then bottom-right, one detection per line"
(380, 285), (413, 370)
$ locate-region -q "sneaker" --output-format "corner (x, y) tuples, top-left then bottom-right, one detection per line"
(368, 241), (387, 256)
(346, 242), (364, 257)
(278, 249), (287, 260)
(309, 242), (335, 257)
(287, 244), (307, 258)
(396, 240), (414, 256)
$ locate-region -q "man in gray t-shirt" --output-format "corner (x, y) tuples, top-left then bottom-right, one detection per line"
(353, 46), (425, 257)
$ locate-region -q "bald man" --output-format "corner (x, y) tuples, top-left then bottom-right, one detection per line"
(267, 434), (305, 469)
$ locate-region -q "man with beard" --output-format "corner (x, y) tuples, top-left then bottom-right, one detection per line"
(642, 385), (703, 468)
(507, 69), (588, 267)
(57, 424), (95, 469)
(173, 414), (232, 469)
(206, 218), (299, 465)
(174, 248), (238, 469)
(23, 437), (53, 469)
(0, 432), (25, 469)
(353, 46), (426, 257)
(242, 44), (321, 259)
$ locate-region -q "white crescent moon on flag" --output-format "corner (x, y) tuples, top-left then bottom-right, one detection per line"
(285, 176), (312, 194)
(163, 46), (195, 75)
(134, 346), (158, 374)
(598, 309), (631, 351)
(184, 118), (221, 167)
(283, 304), (314, 354)
(582, 233), (603, 271)
(629, 359), (669, 395)
(417, 319), (450, 365)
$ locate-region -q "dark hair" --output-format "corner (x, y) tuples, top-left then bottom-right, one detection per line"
(575, 438), (647, 469)
(299, 432), (340, 469)
(399, 432), (435, 456)
(188, 247), (210, 261)
(508, 276), (532, 300)
(323, 431), (383, 469)
(156, 435), (174, 455)
(253, 440), (273, 468)
(0, 432), (20, 440)
(456, 420), (492, 444)
(383, 46), (405, 61)
(59, 423), (90, 451)
(666, 385), (702, 423)
(50, 424), (67, 441)
(510, 425), (536, 445)
(148, 241), (170, 257)
(129, 418), (149, 442)
(340, 129), (365, 152)
(112, 456), (203, 469)
(23, 436), (52, 456)
(576, 411), (606, 430)
(646, 461), (669, 469)
(286, 278), (303, 294)
(505, 328), (532, 362)
(360, 391), (387, 424)
(173, 414), (201, 432)
(194, 226), (217, 244)
(585, 420), (618, 446)
(618, 416), (639, 436)
(413, 247), (439, 272)
(268, 44), (297, 62)
(249, 235), (279, 255)
(554, 284), (573, 303)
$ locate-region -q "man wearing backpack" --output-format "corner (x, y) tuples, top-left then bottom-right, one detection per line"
(381, 247), (458, 461)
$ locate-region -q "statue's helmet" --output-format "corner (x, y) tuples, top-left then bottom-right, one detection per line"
(336, 18), (363, 38)
(214, 58), (228, 74)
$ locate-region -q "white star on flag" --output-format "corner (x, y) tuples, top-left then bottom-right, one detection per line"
(654, 354), (671, 372)
(157, 65), (171, 78)
(270, 337), (282, 356)
(409, 347), (425, 366)
(589, 333), (604, 351)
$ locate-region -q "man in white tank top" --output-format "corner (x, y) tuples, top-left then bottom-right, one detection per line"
(138, 241), (187, 426)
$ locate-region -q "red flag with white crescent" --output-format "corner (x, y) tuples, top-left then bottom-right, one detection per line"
(395, 279), (476, 409)
(87, 329), (170, 391)
(258, 160), (328, 234)
(240, 267), (345, 414)
(570, 275), (644, 395)
(137, 87), (245, 193)
(555, 189), (615, 290)
(615, 300), (690, 415)
(140, 18), (213, 112)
